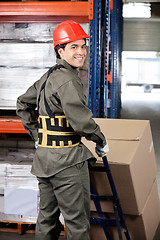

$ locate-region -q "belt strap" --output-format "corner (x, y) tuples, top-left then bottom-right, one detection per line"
(37, 64), (65, 117)
(38, 115), (81, 148)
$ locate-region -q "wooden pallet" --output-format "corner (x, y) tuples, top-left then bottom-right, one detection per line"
(0, 220), (67, 236)
(0, 220), (36, 235)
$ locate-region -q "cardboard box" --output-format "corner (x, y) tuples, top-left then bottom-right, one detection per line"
(90, 180), (160, 240)
(82, 119), (158, 215)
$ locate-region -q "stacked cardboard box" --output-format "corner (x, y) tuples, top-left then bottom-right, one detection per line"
(82, 119), (160, 240)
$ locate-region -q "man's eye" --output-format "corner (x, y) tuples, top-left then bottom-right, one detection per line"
(82, 45), (87, 49)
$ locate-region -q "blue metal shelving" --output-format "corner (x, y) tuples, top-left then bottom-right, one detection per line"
(88, 3), (131, 239)
(88, 0), (102, 118)
(100, 0), (110, 118)
(109, 0), (123, 118)
(88, 0), (123, 119)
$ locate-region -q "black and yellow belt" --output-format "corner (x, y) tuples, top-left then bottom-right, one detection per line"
(38, 115), (81, 148)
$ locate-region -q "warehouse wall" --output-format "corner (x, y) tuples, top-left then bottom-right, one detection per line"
(123, 18), (160, 51)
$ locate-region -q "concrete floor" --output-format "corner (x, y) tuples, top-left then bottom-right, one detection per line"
(0, 232), (66, 240)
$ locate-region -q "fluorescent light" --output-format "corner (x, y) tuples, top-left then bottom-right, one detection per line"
(123, 3), (151, 18)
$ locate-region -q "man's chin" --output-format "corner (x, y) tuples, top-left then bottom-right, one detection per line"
(75, 62), (85, 68)
(69, 60), (85, 69)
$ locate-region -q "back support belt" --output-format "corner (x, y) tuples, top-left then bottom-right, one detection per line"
(38, 115), (81, 148)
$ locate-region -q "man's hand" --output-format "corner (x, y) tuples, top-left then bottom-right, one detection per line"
(95, 143), (109, 157)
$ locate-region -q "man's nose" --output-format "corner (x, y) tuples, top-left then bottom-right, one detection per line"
(77, 47), (84, 54)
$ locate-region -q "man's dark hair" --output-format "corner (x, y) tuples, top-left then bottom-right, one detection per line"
(54, 43), (67, 59)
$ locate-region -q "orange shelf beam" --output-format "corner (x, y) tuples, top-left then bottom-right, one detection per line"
(0, 119), (27, 134)
(0, 1), (91, 23)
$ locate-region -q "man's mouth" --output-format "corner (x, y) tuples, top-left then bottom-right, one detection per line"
(74, 56), (84, 61)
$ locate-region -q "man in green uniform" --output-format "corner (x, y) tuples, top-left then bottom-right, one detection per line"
(16, 20), (109, 240)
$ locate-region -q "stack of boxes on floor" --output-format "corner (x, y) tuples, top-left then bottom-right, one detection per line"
(83, 118), (160, 240)
(0, 149), (38, 223)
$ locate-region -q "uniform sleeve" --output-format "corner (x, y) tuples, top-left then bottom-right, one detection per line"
(57, 80), (106, 147)
(16, 81), (39, 141)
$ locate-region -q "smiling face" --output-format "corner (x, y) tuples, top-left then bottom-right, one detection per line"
(57, 39), (87, 69)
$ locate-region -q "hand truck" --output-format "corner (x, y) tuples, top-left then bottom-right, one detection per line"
(90, 155), (131, 240)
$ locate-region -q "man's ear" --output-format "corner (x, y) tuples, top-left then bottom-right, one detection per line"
(58, 48), (64, 59)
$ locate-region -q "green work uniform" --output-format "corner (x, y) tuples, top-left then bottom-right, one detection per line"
(16, 59), (106, 240)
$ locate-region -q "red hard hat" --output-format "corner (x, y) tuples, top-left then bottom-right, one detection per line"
(53, 20), (90, 47)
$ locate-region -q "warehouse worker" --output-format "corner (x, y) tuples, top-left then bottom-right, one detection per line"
(16, 20), (109, 240)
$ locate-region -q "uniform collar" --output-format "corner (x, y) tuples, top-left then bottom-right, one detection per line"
(56, 59), (79, 75)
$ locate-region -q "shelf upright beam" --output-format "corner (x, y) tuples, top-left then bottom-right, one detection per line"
(109, 0), (123, 118)
(110, 0), (117, 118)
(88, 0), (110, 118)
(88, 0), (102, 117)
(118, 0), (123, 117)
(100, 0), (110, 118)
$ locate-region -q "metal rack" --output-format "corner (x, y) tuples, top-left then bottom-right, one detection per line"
(88, 0), (102, 118)
(110, 0), (123, 118)
(0, 1), (93, 133)
(88, 0), (123, 118)
(88, 0), (111, 118)
(0, 0), (123, 131)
